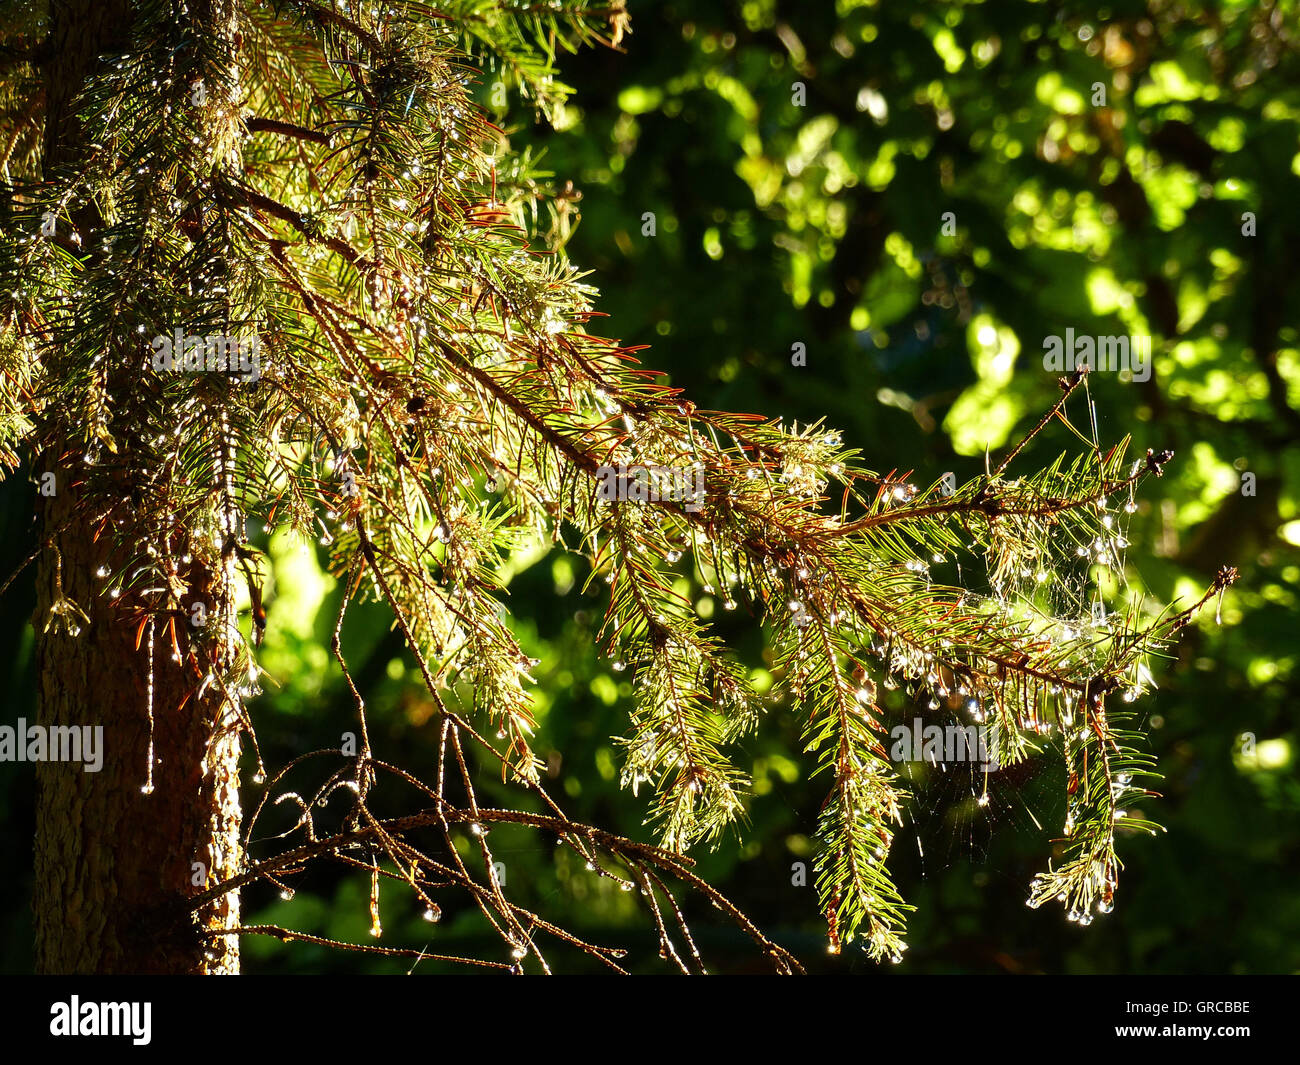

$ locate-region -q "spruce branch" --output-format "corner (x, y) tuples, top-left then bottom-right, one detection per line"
(0, 0), (1229, 968)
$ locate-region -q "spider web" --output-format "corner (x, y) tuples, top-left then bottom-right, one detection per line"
(893, 727), (1067, 878)
(896, 380), (1146, 879)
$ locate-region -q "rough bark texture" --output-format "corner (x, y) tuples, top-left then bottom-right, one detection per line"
(33, 495), (243, 973)
(32, 0), (243, 975)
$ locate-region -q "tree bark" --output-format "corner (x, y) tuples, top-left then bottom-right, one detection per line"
(33, 495), (243, 973)
(32, 0), (243, 975)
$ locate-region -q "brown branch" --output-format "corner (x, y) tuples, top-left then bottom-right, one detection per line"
(243, 115), (333, 147)
(995, 366), (1089, 477)
(201, 925), (512, 968)
(220, 181), (365, 267)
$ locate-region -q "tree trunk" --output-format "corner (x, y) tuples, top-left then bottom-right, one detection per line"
(32, 0), (243, 975)
(33, 494), (243, 974)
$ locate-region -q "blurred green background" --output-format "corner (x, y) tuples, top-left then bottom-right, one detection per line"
(3, 0), (1299, 973)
